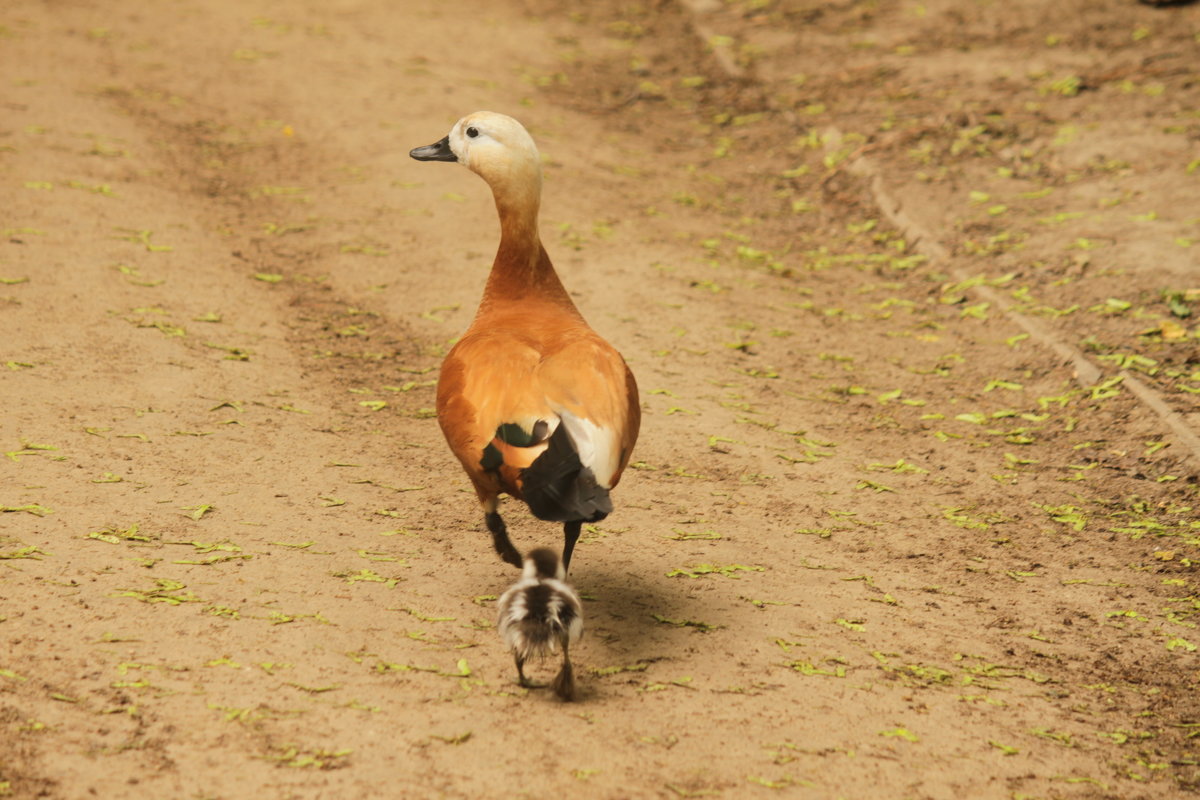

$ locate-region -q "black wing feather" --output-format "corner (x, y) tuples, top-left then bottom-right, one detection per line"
(521, 423), (612, 523)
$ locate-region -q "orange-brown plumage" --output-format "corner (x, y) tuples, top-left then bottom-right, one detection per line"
(411, 111), (640, 570)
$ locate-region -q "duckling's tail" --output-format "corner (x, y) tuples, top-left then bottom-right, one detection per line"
(551, 640), (577, 702)
(506, 619), (555, 661)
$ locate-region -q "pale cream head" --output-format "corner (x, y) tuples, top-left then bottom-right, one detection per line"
(447, 111), (542, 193)
(409, 110), (545, 254)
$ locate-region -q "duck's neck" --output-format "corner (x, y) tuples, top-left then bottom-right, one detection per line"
(480, 177), (575, 309)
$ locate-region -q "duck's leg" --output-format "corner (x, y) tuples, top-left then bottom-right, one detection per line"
(514, 653), (531, 688)
(561, 520), (583, 573)
(485, 511), (523, 568)
(551, 639), (576, 702)
(515, 653), (548, 690)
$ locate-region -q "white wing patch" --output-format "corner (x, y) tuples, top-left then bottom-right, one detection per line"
(554, 407), (619, 489)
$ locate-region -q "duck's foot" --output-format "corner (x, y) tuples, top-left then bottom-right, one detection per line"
(515, 655), (547, 690)
(551, 655), (576, 702)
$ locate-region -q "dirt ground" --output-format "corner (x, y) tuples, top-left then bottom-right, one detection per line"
(3, 0), (1200, 798)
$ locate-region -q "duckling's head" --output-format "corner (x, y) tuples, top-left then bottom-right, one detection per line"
(410, 111), (542, 198)
(523, 547), (566, 582)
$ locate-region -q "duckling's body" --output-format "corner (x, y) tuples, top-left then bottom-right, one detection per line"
(497, 547), (583, 700)
(411, 112), (640, 571)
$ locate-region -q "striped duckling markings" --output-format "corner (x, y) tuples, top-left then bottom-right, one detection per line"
(411, 111), (640, 571)
(496, 548), (583, 701)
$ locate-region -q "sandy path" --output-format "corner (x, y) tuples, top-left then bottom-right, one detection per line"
(2, 1), (1197, 798)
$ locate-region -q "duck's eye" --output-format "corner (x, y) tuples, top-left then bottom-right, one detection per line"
(466, 127), (479, 139)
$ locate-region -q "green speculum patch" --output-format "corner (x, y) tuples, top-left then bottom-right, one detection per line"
(494, 422), (538, 446)
(481, 422), (547, 470)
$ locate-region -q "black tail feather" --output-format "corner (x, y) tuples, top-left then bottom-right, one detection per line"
(521, 423), (612, 523)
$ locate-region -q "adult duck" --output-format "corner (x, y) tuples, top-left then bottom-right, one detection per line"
(410, 112), (640, 571)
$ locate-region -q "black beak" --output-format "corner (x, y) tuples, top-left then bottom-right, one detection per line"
(409, 135), (457, 162)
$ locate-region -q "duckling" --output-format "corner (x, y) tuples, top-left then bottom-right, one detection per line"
(410, 111), (640, 572)
(496, 547), (583, 701)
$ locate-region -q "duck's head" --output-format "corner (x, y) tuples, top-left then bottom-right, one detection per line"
(410, 111), (542, 196)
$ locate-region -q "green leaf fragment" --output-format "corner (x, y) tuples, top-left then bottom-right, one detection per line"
(174, 554), (251, 565)
(652, 614), (717, 632)
(286, 682), (341, 693)
(207, 656), (241, 668)
(747, 775), (796, 789)
(0, 504), (53, 517)
(337, 568), (401, 587)
(0, 544), (49, 563)
(183, 504), (214, 520)
(112, 578), (202, 605)
(786, 658), (846, 677)
(867, 459), (927, 474)
(1030, 727), (1073, 746)
(400, 608), (456, 622)
(665, 784), (721, 798)
(262, 745), (352, 769)
(666, 563), (764, 579)
(880, 727), (919, 742)
(204, 342), (251, 360)
(357, 550), (403, 563)
(592, 662), (650, 677)
(88, 524), (152, 544)
(374, 661), (436, 674)
(1039, 504), (1087, 531)
(4, 442), (58, 461)
(668, 528), (722, 540)
(115, 228), (173, 251)
(1005, 333), (1030, 347)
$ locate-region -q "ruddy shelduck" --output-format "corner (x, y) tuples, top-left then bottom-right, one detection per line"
(496, 547), (583, 700)
(410, 111), (640, 571)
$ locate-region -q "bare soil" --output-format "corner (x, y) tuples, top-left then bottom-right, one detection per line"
(3, 1), (1199, 798)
